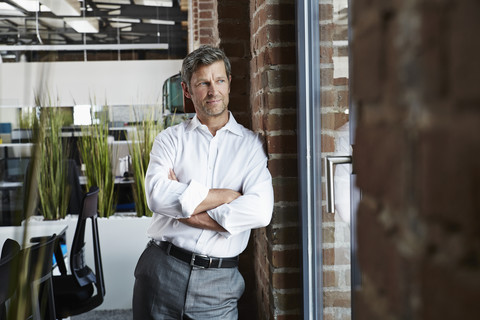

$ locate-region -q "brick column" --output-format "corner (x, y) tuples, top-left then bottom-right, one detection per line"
(251, 1), (300, 319)
(218, 0), (252, 128)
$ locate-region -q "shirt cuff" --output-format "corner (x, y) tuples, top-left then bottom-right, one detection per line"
(178, 179), (209, 218)
(207, 207), (232, 239)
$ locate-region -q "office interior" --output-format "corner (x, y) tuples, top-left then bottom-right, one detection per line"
(1, 1), (479, 320)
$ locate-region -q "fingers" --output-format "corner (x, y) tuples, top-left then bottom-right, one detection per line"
(168, 168), (178, 181)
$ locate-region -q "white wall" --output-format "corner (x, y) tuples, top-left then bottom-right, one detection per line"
(0, 59), (183, 108)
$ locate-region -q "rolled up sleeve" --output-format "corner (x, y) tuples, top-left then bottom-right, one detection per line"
(178, 180), (209, 217)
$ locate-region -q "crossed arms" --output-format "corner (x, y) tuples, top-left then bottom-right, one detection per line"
(145, 127), (274, 237)
(168, 169), (241, 232)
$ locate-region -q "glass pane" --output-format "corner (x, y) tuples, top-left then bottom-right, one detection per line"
(320, 0), (352, 319)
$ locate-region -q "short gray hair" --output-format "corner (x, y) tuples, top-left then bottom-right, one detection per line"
(181, 45), (231, 89)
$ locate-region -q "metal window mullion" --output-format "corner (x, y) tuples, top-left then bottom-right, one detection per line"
(297, 0), (322, 319)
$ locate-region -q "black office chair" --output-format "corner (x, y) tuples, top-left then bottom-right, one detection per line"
(0, 239), (21, 320)
(25, 234), (58, 320)
(52, 186), (105, 319)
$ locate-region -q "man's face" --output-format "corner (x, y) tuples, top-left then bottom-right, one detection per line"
(182, 61), (231, 121)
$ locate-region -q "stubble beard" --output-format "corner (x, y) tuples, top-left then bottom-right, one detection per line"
(201, 99), (228, 118)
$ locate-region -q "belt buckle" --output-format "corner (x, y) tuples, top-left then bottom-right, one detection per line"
(190, 253), (212, 268)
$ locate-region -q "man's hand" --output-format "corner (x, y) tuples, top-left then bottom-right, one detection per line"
(178, 213), (227, 232)
(194, 188), (241, 214)
(168, 168), (177, 181)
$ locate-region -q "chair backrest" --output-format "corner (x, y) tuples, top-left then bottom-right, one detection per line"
(25, 234), (57, 320)
(0, 239), (21, 318)
(70, 186), (105, 299)
(26, 234), (56, 285)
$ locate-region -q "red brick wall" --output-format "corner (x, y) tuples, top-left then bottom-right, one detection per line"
(191, 0), (219, 48)
(250, 1), (300, 319)
(217, 0), (252, 129)
(351, 0), (480, 319)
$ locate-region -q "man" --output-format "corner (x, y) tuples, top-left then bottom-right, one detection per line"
(133, 45), (274, 319)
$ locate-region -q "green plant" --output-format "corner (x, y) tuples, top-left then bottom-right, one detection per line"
(18, 107), (37, 129)
(78, 104), (116, 218)
(129, 106), (168, 217)
(36, 106), (70, 220)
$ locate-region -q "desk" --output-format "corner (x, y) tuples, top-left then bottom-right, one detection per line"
(0, 224), (68, 248)
(0, 181), (23, 189)
(78, 175), (134, 185)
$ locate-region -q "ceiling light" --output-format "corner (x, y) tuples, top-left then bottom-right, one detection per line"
(10, 0), (37, 12)
(10, 0), (51, 12)
(133, 0), (173, 7)
(143, 19), (175, 25)
(65, 18), (99, 33)
(39, 18), (66, 29)
(0, 3), (25, 16)
(121, 35), (140, 41)
(96, 4), (121, 10)
(93, 0), (130, 4)
(110, 22), (131, 29)
(40, 0), (81, 16)
(110, 18), (141, 23)
(64, 33), (83, 41)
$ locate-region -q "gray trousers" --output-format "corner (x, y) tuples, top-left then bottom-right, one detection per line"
(132, 241), (245, 320)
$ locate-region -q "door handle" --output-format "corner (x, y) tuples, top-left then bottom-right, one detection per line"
(325, 155), (352, 213)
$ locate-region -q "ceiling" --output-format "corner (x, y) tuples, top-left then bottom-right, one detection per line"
(0, 0), (189, 62)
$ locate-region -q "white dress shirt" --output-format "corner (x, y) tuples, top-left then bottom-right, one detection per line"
(145, 112), (274, 257)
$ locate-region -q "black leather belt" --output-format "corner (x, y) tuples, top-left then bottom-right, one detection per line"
(153, 240), (239, 269)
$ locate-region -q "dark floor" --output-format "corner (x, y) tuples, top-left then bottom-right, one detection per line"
(70, 309), (132, 320)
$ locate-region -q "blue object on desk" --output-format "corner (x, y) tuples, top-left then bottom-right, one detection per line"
(52, 243), (68, 266)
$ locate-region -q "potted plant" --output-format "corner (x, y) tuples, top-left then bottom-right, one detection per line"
(129, 106), (166, 217)
(36, 106), (70, 220)
(77, 104), (116, 218)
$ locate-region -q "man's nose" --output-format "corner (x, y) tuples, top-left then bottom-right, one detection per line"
(208, 82), (218, 95)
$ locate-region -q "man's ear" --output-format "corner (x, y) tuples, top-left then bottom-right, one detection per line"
(181, 81), (191, 99)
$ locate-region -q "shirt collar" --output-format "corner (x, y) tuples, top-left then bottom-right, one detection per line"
(186, 111), (243, 137)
